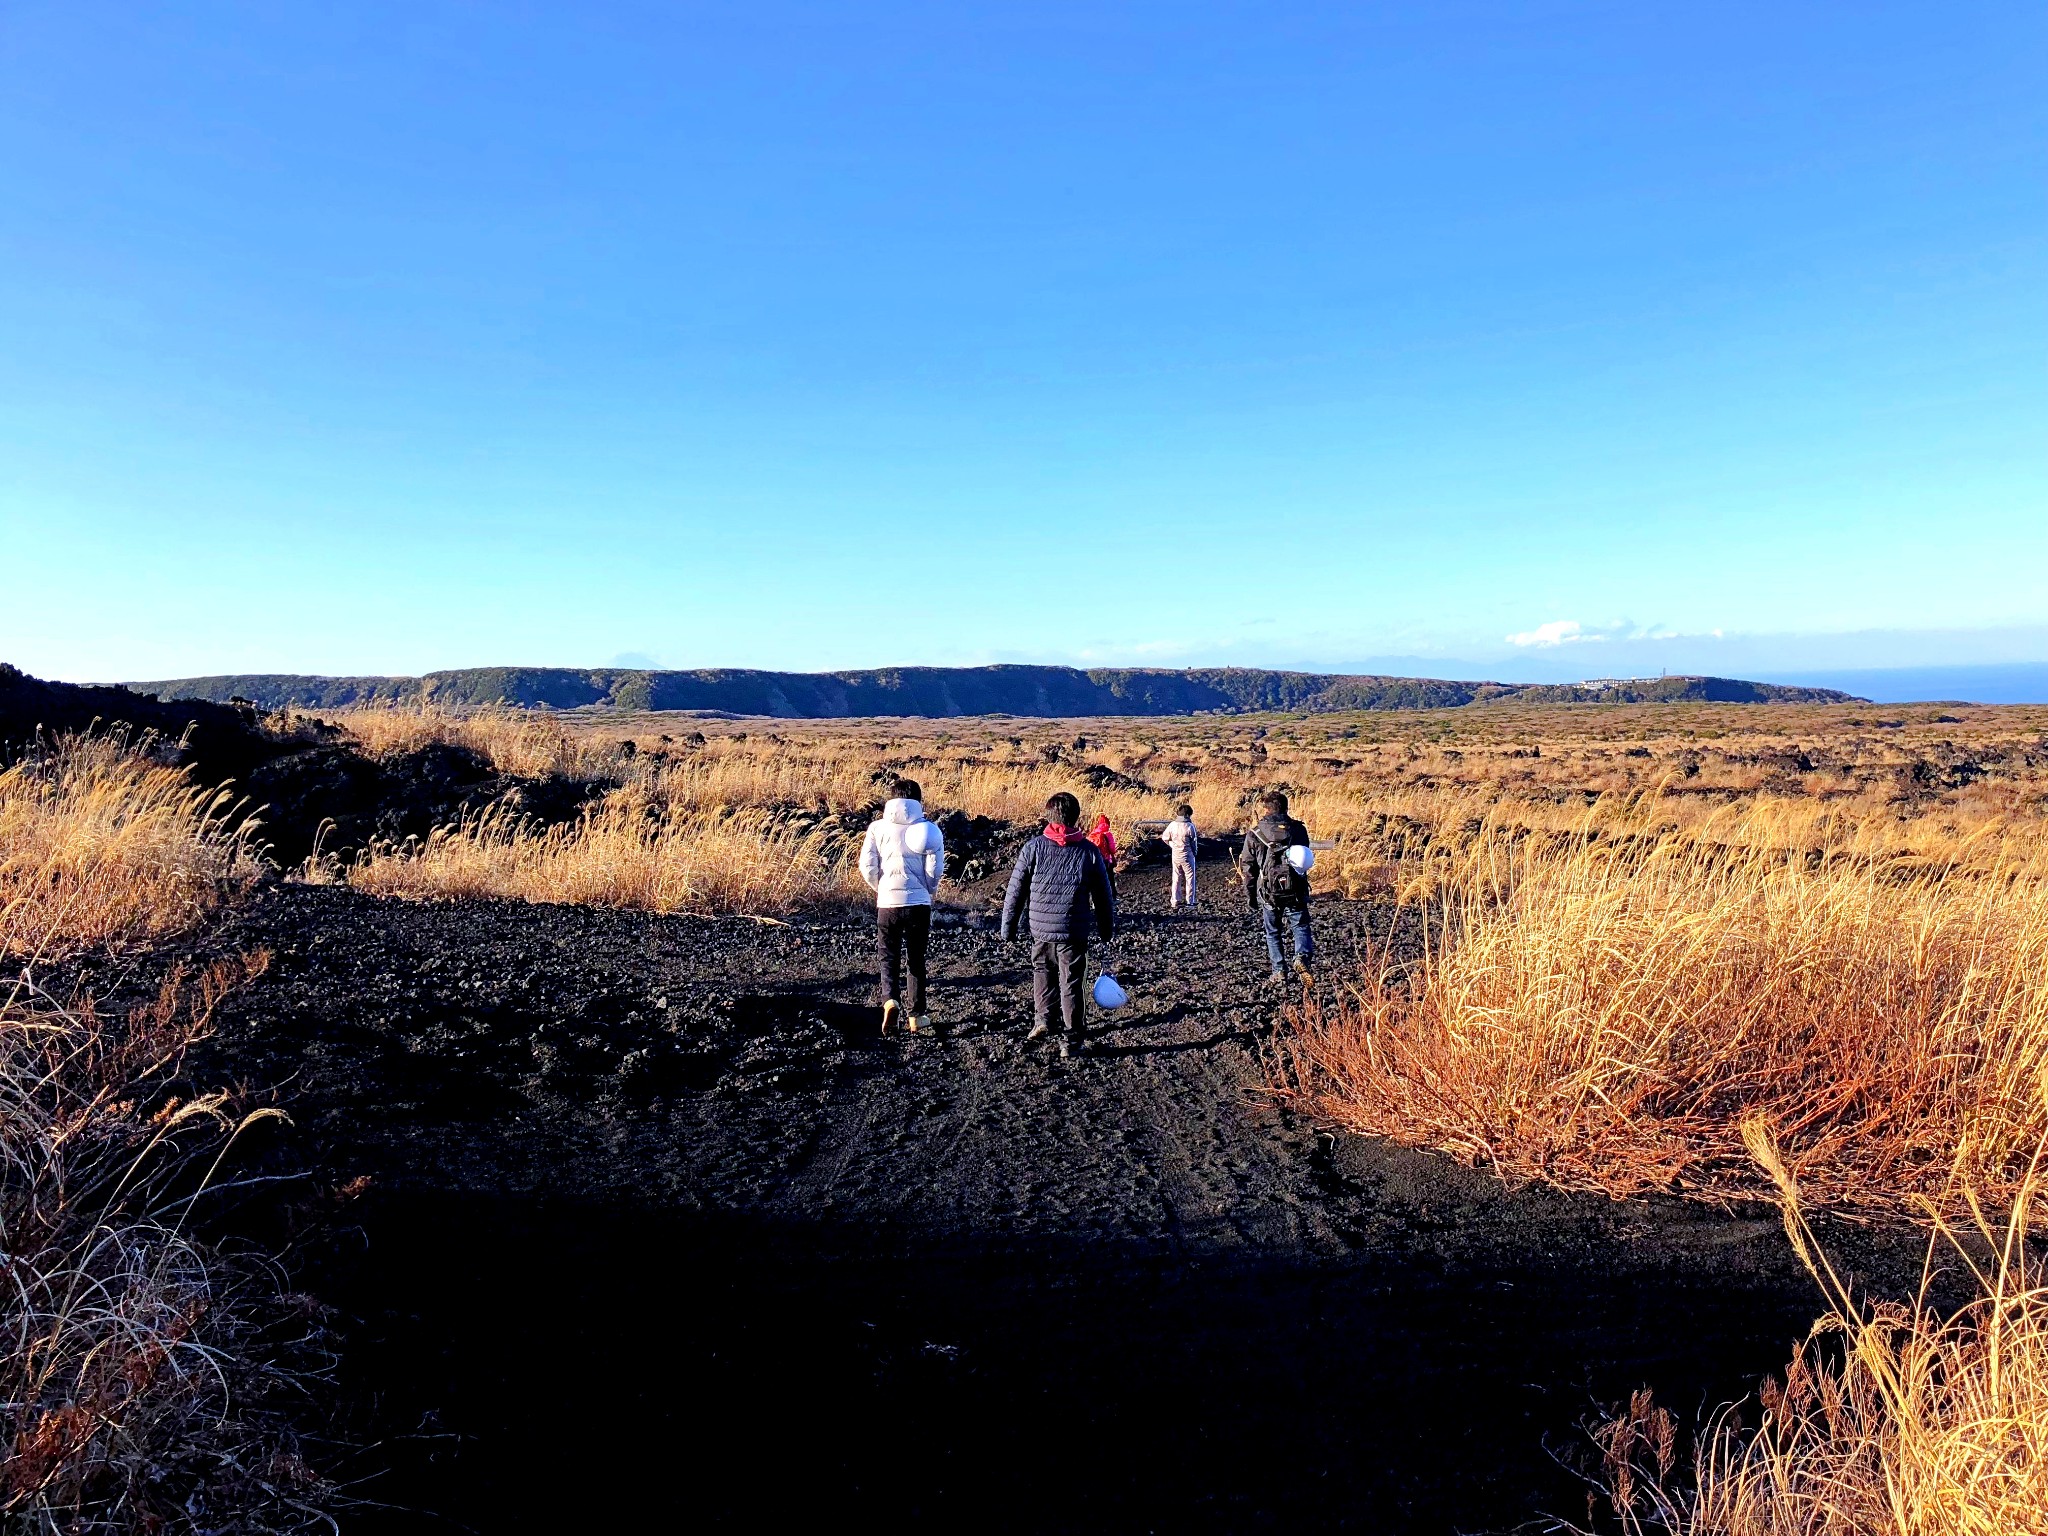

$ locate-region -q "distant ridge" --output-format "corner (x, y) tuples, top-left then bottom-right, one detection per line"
(122, 665), (1862, 716)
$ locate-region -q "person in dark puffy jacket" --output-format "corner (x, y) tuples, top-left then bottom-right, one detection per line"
(1001, 791), (1117, 1058)
(1239, 788), (1314, 983)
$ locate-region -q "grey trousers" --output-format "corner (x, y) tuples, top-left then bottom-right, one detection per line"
(1170, 855), (1197, 907)
(1031, 937), (1089, 1034)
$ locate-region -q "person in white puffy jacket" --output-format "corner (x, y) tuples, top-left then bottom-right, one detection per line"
(1161, 803), (1199, 910)
(858, 778), (946, 1035)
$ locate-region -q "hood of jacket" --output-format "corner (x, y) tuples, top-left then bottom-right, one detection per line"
(864, 800), (943, 905)
(1042, 822), (1081, 845)
(1253, 812), (1303, 844)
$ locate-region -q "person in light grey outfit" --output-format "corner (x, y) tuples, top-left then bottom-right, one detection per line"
(858, 777), (945, 1034)
(1161, 803), (1199, 909)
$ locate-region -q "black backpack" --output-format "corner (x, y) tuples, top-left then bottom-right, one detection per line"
(1253, 825), (1307, 905)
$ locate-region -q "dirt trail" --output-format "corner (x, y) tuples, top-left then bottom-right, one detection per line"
(157, 862), (1922, 1533)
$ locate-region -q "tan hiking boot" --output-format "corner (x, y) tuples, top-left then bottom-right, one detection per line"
(880, 999), (900, 1034)
(908, 1012), (932, 1034)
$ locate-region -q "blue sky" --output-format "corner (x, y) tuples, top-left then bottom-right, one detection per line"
(3, 1), (2043, 687)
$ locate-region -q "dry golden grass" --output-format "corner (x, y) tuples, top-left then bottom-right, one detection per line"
(1584, 1124), (2048, 1535)
(0, 959), (328, 1533)
(0, 734), (328, 1529)
(642, 744), (1253, 840)
(575, 700), (2048, 884)
(312, 697), (2048, 929)
(321, 704), (627, 780)
(184, 697), (2048, 1525)
(1289, 807), (2048, 1215)
(0, 734), (264, 959)
(347, 792), (853, 915)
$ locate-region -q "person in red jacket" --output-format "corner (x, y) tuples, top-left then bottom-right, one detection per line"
(1086, 814), (1118, 871)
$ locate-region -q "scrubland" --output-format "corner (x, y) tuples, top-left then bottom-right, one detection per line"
(1583, 1123), (2048, 1535)
(1290, 805), (2048, 1214)
(13, 698), (2048, 1531)
(347, 795), (845, 913)
(324, 700), (2048, 1206)
(320, 699), (2048, 1532)
(325, 697), (2048, 907)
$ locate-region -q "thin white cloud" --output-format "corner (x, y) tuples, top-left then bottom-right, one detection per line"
(1505, 619), (1604, 648)
(1506, 618), (1692, 648)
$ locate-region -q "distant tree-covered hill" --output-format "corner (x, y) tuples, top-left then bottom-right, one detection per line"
(119, 664), (1862, 715)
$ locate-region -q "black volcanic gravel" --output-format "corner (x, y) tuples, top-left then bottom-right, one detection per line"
(128, 861), (1930, 1534)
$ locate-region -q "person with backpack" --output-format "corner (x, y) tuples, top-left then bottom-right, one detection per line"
(1239, 789), (1314, 983)
(1001, 791), (1117, 1059)
(859, 777), (945, 1035)
(1160, 803), (1200, 910)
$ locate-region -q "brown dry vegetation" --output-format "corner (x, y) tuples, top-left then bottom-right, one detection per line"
(320, 700), (2048, 1530)
(347, 794), (849, 914)
(1, 734), (264, 959)
(0, 962), (328, 1534)
(0, 739), (329, 1531)
(328, 698), (2048, 919)
(571, 700), (2048, 865)
(325, 699), (2048, 1221)
(14, 701), (2044, 1528)
(1584, 1124), (2048, 1535)
(313, 704), (624, 781)
(1288, 806), (2048, 1215)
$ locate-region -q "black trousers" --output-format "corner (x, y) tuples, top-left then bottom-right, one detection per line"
(876, 904), (931, 1012)
(1031, 937), (1089, 1034)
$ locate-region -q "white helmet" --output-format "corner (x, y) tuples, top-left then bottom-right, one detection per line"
(1285, 843), (1315, 875)
(1092, 973), (1129, 1011)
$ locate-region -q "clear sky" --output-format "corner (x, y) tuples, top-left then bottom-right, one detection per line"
(3, 1), (2043, 685)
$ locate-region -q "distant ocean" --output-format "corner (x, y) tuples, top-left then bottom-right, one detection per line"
(1756, 664), (2048, 705)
